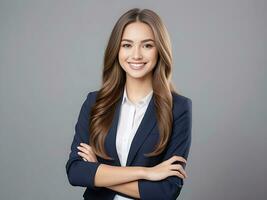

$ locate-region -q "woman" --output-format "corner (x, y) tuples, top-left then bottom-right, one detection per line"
(66, 8), (192, 200)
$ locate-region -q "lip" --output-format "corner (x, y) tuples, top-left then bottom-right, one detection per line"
(128, 62), (147, 64)
(128, 62), (146, 70)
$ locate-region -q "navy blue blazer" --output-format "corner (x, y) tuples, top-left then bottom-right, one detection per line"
(66, 90), (192, 200)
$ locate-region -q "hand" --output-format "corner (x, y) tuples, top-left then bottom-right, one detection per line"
(145, 155), (188, 181)
(77, 143), (98, 162)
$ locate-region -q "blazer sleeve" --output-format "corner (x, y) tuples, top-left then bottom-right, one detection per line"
(138, 98), (192, 200)
(65, 92), (101, 189)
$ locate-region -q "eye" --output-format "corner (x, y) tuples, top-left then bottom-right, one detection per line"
(144, 44), (154, 49)
(121, 43), (131, 48)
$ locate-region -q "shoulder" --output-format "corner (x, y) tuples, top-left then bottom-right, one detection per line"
(87, 90), (99, 101)
(84, 89), (99, 99)
(171, 91), (192, 119)
(171, 91), (192, 107)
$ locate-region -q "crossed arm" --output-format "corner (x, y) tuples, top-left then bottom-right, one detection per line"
(77, 142), (187, 199)
(106, 180), (140, 199)
(67, 141), (143, 199)
(105, 178), (140, 199)
(66, 92), (192, 200)
(78, 143), (145, 198)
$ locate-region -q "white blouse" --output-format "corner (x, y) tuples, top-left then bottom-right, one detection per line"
(113, 86), (153, 200)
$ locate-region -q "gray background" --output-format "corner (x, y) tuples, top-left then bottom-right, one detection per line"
(0, 0), (266, 199)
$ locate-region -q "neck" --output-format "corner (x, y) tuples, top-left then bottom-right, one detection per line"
(125, 75), (153, 104)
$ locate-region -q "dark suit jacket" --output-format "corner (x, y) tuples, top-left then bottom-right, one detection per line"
(66, 90), (192, 200)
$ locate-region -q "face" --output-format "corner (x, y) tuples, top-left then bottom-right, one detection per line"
(118, 22), (158, 82)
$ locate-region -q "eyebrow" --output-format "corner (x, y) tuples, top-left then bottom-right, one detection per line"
(121, 39), (155, 43)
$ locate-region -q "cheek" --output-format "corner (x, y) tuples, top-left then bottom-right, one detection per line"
(118, 51), (128, 68)
(118, 49), (128, 60)
(147, 52), (158, 66)
(146, 50), (158, 60)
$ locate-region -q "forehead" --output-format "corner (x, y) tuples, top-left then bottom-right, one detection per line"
(121, 22), (155, 41)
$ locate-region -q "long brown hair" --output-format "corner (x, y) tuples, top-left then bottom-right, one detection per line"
(89, 8), (178, 160)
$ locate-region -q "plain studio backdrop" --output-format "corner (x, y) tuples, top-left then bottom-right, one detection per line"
(0, 0), (266, 199)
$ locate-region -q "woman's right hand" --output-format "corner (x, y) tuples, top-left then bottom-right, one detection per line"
(144, 155), (188, 181)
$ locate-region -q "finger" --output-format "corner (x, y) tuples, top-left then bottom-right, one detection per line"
(171, 170), (185, 179)
(175, 155), (187, 164)
(82, 158), (87, 162)
(179, 167), (188, 178)
(78, 152), (96, 162)
(169, 155), (187, 164)
(78, 145), (98, 162)
(80, 143), (92, 151)
(168, 156), (184, 165)
(79, 145), (96, 158)
(78, 152), (90, 161)
(77, 146), (89, 154)
(78, 146), (97, 160)
(77, 152), (88, 159)
(170, 164), (188, 178)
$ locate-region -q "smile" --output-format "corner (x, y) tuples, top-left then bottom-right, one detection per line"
(128, 62), (147, 70)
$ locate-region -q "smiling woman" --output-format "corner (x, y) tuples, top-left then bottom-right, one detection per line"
(66, 8), (192, 200)
(118, 22), (158, 82)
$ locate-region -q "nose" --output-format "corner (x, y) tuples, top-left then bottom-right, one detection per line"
(132, 46), (143, 59)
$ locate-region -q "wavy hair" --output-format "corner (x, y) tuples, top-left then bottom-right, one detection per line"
(89, 8), (179, 160)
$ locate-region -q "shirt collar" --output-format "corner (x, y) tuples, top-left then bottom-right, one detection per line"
(122, 86), (153, 108)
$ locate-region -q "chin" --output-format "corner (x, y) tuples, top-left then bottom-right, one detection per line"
(126, 70), (152, 80)
(127, 72), (144, 78)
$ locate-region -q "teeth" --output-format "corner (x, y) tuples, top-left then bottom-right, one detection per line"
(129, 63), (146, 67)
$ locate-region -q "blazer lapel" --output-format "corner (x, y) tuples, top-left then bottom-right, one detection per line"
(104, 95), (124, 166)
(126, 95), (157, 166)
(105, 93), (157, 166)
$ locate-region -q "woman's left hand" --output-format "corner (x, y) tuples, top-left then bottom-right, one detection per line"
(77, 143), (98, 162)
